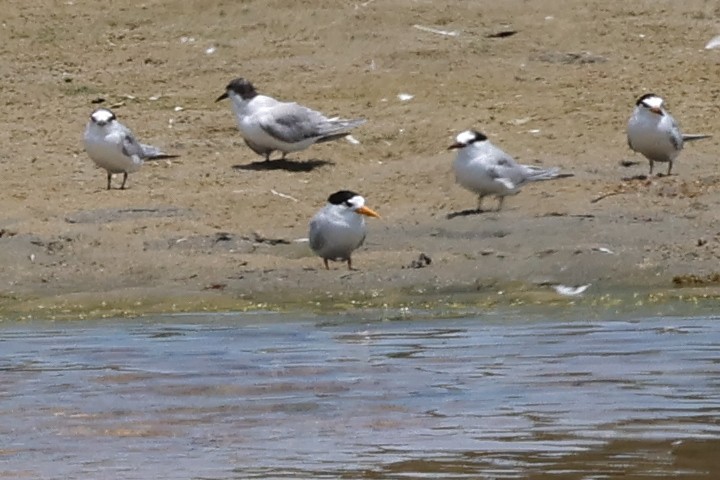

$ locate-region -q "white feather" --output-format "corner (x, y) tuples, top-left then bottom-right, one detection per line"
(553, 284), (591, 296)
(705, 35), (720, 49)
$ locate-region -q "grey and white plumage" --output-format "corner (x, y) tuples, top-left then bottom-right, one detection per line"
(216, 77), (366, 161)
(83, 108), (178, 189)
(627, 93), (711, 175)
(309, 190), (380, 270)
(448, 130), (570, 211)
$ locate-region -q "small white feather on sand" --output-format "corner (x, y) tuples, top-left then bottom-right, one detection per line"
(705, 35), (720, 49)
(553, 284), (591, 296)
(413, 24), (459, 37)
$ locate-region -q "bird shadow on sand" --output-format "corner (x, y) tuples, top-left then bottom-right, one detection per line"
(446, 208), (488, 219)
(621, 174), (649, 182)
(232, 158), (334, 173)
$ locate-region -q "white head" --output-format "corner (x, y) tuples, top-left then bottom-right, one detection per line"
(326, 190), (380, 218)
(448, 130), (489, 150)
(636, 93), (665, 115)
(89, 108), (117, 127)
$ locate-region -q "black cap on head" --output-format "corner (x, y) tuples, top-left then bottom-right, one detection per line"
(216, 77), (258, 102)
(449, 129), (488, 149)
(635, 93), (658, 106)
(469, 130), (488, 142)
(327, 190), (360, 205)
(227, 77), (257, 97)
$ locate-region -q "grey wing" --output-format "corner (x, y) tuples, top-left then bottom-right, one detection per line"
(669, 117), (683, 151)
(357, 231), (367, 249)
(121, 131), (145, 158)
(486, 164), (503, 180)
(140, 142), (179, 160)
(119, 124), (177, 159)
(487, 164), (517, 190)
(258, 103), (334, 144)
(140, 143), (168, 158)
(308, 218), (326, 253)
(490, 149), (525, 185)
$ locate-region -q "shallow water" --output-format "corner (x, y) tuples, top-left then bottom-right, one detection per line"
(1, 312), (719, 479)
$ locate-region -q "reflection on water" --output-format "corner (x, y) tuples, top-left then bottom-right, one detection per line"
(1, 313), (719, 479)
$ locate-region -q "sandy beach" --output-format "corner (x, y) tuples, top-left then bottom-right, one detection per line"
(3, 0), (720, 318)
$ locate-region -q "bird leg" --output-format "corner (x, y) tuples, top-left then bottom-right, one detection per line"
(496, 196), (505, 211)
(667, 162), (673, 176)
(120, 172), (128, 190)
(648, 160), (654, 175)
(106, 172), (112, 190)
(347, 257), (357, 271)
(477, 195), (485, 212)
(323, 258), (329, 270)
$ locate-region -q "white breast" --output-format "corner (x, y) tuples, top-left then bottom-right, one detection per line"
(83, 125), (142, 173)
(627, 110), (679, 162)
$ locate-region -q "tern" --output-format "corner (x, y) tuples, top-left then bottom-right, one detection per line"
(83, 108), (178, 189)
(627, 93), (711, 175)
(449, 129), (570, 211)
(216, 77), (365, 161)
(309, 190), (380, 270)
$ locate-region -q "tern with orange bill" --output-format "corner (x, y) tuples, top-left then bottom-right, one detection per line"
(309, 190), (380, 270)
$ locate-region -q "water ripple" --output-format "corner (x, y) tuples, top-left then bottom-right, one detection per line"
(1, 315), (719, 478)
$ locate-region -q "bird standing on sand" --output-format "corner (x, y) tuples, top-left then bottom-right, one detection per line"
(627, 93), (711, 176)
(448, 129), (570, 212)
(309, 190), (380, 270)
(215, 77), (366, 161)
(83, 108), (178, 190)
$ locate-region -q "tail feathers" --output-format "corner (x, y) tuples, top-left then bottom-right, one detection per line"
(316, 118), (366, 142)
(682, 133), (712, 142)
(522, 165), (573, 181)
(147, 153), (181, 161)
(141, 143), (180, 160)
(316, 132), (354, 144)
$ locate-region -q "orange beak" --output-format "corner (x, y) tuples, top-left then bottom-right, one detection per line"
(355, 205), (380, 218)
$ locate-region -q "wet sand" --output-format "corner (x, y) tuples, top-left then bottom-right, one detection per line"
(3, 0), (720, 317)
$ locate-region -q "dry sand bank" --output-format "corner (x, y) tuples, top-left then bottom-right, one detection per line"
(2, 0), (720, 317)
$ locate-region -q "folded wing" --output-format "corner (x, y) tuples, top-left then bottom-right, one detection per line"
(258, 102), (365, 144)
